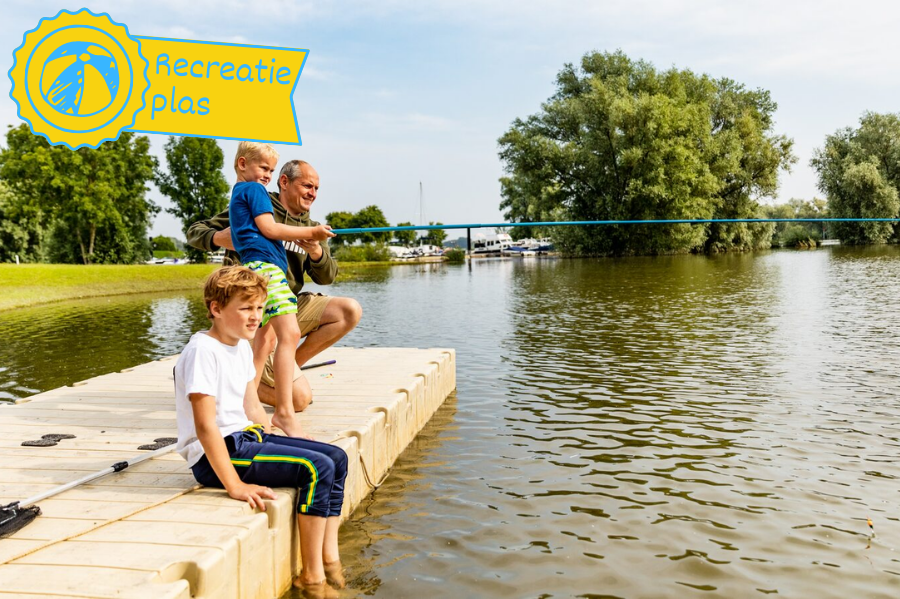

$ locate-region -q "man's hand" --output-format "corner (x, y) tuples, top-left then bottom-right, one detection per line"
(226, 481), (277, 510)
(212, 227), (235, 251)
(295, 239), (324, 261)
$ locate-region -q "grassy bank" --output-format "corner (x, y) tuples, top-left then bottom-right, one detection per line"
(0, 264), (219, 311)
(0, 262), (396, 311)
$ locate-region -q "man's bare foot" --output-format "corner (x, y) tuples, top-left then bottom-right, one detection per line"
(271, 412), (304, 438)
(293, 577), (338, 599)
(324, 560), (345, 589)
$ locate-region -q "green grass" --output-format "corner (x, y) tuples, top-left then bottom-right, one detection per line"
(0, 264), (218, 311)
(0, 262), (403, 311)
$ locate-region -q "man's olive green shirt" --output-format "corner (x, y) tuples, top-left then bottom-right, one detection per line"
(186, 191), (338, 296)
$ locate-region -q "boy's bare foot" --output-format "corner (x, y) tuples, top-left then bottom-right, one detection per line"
(271, 412), (304, 438)
(293, 577), (339, 599)
(324, 560), (345, 589)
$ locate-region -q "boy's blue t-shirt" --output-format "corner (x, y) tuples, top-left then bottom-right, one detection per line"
(229, 181), (288, 273)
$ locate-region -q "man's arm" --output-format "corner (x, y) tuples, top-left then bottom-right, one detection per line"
(305, 238), (338, 285)
(186, 209), (232, 252)
(190, 393), (276, 509)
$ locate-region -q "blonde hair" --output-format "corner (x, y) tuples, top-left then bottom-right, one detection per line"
(203, 266), (268, 319)
(234, 141), (279, 171)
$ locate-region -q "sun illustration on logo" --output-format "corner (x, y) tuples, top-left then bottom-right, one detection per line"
(41, 41), (120, 117)
(9, 9), (147, 149)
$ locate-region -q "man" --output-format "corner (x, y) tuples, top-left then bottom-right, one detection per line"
(187, 160), (362, 411)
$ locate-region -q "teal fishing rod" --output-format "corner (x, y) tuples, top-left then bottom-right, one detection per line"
(330, 217), (900, 236)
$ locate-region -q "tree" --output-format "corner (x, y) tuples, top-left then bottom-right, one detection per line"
(327, 205), (391, 245)
(349, 205), (390, 243)
(0, 181), (44, 262)
(423, 221), (447, 246)
(326, 211), (355, 245)
(811, 112), (900, 244)
(151, 235), (177, 252)
(0, 124), (157, 264)
(394, 221), (416, 245)
(765, 198), (829, 246)
(154, 137), (230, 263)
(498, 50), (794, 256)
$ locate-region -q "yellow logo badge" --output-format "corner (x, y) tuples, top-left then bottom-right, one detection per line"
(10, 9), (309, 149)
(9, 9), (147, 149)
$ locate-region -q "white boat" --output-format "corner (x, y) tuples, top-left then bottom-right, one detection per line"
(502, 246), (538, 257)
(388, 244), (444, 260)
(471, 233), (513, 255)
(501, 237), (554, 256)
(387, 245), (413, 259)
(411, 244), (444, 257)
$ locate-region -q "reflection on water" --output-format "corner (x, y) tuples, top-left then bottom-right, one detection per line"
(0, 293), (209, 401)
(4, 250), (900, 597)
(333, 396), (460, 597)
(315, 249), (900, 598)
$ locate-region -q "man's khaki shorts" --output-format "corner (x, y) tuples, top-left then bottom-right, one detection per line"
(259, 292), (331, 388)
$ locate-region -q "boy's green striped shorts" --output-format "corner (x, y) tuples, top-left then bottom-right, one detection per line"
(244, 261), (298, 326)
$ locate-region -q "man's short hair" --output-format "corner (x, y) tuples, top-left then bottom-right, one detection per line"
(278, 160), (310, 188)
(203, 266), (268, 319)
(234, 141), (279, 171)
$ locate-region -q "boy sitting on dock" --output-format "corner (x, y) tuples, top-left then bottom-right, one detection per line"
(229, 142), (335, 438)
(174, 266), (348, 596)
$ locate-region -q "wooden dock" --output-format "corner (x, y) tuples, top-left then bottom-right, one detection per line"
(0, 347), (456, 598)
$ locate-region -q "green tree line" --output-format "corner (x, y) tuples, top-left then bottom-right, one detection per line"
(497, 51), (900, 255)
(3, 49), (900, 264)
(0, 125), (157, 264)
(0, 126), (230, 264)
(325, 207), (445, 247)
(498, 50), (796, 256)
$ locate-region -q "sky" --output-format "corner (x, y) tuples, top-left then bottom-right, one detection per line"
(3, 1), (900, 239)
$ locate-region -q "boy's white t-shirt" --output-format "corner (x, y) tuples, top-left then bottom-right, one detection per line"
(174, 331), (256, 468)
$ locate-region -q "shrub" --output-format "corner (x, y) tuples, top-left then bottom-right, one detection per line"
(444, 248), (466, 263)
(779, 224), (821, 249)
(333, 244), (391, 262)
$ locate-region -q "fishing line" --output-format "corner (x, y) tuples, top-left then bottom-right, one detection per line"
(331, 217), (900, 235)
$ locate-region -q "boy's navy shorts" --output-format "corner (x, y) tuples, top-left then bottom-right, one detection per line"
(191, 427), (347, 518)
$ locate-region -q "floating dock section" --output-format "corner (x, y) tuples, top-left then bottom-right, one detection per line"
(0, 347), (456, 598)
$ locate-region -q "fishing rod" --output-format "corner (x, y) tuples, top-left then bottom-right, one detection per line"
(300, 359), (336, 370)
(330, 217), (900, 235)
(0, 442), (177, 538)
(0, 360), (340, 538)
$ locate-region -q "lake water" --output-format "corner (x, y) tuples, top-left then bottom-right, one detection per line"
(3, 248), (900, 598)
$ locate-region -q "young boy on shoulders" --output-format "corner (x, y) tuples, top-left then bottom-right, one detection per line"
(229, 142), (335, 438)
(175, 267), (347, 596)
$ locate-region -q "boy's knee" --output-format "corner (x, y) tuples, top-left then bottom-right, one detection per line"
(333, 447), (348, 472)
(315, 456), (336, 485)
(323, 446), (348, 476)
(281, 325), (302, 347)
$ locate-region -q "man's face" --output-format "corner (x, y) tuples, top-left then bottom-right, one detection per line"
(280, 165), (319, 215)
